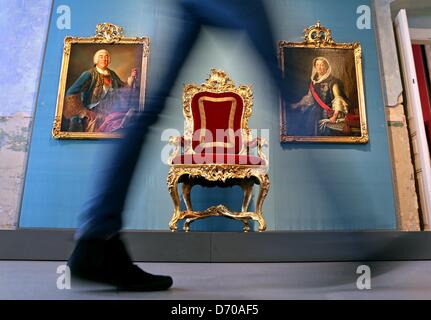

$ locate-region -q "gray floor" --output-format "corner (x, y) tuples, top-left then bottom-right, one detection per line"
(0, 260), (431, 299)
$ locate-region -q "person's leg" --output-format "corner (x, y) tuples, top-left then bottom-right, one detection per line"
(241, 1), (287, 100)
(69, 6), (201, 291)
(180, 0), (286, 103)
(75, 11), (201, 241)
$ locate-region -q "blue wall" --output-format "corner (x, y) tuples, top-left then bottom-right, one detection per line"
(19, 0), (397, 231)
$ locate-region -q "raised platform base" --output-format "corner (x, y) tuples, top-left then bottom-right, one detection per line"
(1, 229), (431, 262)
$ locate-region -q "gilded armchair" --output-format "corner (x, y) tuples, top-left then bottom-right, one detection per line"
(167, 69), (270, 232)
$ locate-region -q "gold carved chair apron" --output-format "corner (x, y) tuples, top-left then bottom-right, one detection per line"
(167, 69), (270, 232)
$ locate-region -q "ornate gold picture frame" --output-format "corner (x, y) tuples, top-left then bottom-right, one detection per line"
(52, 23), (150, 139)
(279, 22), (368, 143)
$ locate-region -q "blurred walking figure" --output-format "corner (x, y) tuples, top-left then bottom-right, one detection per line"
(68, 0), (286, 291)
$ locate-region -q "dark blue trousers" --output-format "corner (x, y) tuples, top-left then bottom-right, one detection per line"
(76, 0), (286, 239)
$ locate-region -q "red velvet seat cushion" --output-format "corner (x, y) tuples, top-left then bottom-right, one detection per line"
(172, 153), (266, 165)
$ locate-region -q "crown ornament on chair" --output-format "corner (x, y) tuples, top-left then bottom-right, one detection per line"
(202, 68), (236, 91)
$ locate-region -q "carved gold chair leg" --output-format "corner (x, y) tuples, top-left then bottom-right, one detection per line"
(182, 180), (193, 212)
(255, 173), (270, 232)
(183, 218), (192, 232)
(240, 178), (254, 212)
(241, 219), (251, 232)
(167, 170), (182, 232)
(184, 216), (204, 232)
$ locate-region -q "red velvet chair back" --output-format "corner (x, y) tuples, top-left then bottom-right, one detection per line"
(190, 91), (244, 154)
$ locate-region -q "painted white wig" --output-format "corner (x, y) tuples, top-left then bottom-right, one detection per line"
(93, 49), (111, 65)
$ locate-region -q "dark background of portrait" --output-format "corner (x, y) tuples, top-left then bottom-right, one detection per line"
(282, 47), (359, 114)
(66, 43), (144, 94)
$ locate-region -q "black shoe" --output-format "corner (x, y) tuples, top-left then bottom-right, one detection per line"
(67, 235), (173, 291)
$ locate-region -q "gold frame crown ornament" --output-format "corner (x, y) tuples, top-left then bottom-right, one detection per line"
(303, 21), (334, 46)
(95, 23), (124, 42)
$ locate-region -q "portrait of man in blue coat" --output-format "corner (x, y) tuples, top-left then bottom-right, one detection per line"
(63, 49), (138, 133)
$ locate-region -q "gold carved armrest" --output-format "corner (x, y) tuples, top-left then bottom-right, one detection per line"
(169, 135), (184, 146)
(246, 137), (268, 163)
(168, 136), (183, 163)
(168, 136), (194, 164)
